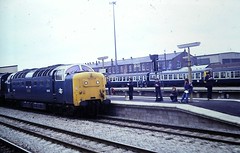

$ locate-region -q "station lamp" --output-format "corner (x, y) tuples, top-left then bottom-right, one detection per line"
(177, 42), (201, 102)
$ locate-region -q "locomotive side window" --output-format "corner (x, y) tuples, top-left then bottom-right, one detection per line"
(55, 69), (64, 81)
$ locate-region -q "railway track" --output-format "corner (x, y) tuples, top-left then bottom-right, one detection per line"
(0, 114), (155, 153)
(0, 137), (31, 153)
(96, 115), (240, 145)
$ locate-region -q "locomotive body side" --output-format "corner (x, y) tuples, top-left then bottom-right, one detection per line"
(3, 64), (110, 116)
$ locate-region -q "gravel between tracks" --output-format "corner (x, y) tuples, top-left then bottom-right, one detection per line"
(0, 107), (239, 153)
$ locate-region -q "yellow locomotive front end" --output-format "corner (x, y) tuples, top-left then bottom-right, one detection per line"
(72, 72), (110, 107)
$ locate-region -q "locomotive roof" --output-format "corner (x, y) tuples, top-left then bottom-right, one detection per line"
(12, 64), (94, 79)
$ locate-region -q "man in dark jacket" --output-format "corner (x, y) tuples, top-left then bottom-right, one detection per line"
(205, 72), (214, 100)
(127, 78), (134, 100)
(155, 78), (163, 102)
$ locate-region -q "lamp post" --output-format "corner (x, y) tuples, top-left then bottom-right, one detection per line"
(97, 56), (108, 69)
(109, 1), (118, 73)
(177, 42), (200, 102)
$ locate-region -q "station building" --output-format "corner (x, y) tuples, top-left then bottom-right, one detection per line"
(0, 65), (18, 73)
(89, 51), (240, 74)
(196, 52), (240, 65)
(89, 50), (197, 74)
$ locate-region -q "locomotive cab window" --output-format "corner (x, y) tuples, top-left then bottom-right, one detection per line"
(81, 65), (94, 72)
(55, 69), (64, 81)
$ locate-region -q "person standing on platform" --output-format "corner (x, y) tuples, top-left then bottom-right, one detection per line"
(205, 72), (214, 100)
(154, 78), (163, 102)
(180, 78), (192, 103)
(106, 78), (111, 95)
(127, 78), (134, 100)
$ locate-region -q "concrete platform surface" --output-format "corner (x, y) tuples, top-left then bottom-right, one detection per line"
(108, 95), (240, 128)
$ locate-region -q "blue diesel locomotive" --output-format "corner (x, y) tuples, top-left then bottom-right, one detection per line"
(1, 64), (110, 116)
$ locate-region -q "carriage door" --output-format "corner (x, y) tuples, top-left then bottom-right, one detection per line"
(53, 69), (65, 103)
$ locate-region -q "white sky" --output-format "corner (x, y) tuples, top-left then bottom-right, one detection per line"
(1, 0), (240, 70)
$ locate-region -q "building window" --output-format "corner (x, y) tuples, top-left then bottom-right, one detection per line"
(177, 61), (181, 68)
(145, 63), (150, 71)
(128, 64), (133, 73)
(168, 61), (172, 70)
(134, 64), (140, 72)
(141, 63), (146, 71)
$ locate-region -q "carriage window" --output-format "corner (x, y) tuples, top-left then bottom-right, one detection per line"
(231, 71), (234, 78)
(214, 72), (219, 78)
(235, 71), (240, 78)
(192, 73), (195, 80)
(115, 77), (118, 81)
(179, 74), (183, 79)
(151, 74), (155, 80)
(226, 72), (230, 78)
(169, 74), (172, 80)
(196, 73), (201, 79)
(133, 76), (136, 81)
(174, 74), (178, 79)
(119, 77), (122, 81)
(164, 75), (167, 80)
(220, 72), (226, 78)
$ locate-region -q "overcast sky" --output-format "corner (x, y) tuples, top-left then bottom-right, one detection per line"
(1, 0), (240, 70)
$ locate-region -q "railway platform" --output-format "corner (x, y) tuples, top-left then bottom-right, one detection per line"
(109, 95), (240, 117)
(104, 95), (240, 134)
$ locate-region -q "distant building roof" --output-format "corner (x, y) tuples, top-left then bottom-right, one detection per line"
(196, 51), (240, 57)
(89, 51), (182, 68)
(0, 65), (18, 73)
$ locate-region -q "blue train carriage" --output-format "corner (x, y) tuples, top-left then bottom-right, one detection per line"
(148, 65), (212, 87)
(107, 72), (148, 87)
(211, 65), (240, 87)
(107, 65), (212, 87)
(5, 64), (110, 116)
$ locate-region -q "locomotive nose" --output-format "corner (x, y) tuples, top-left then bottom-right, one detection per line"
(72, 72), (106, 106)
